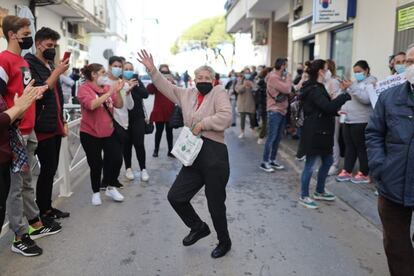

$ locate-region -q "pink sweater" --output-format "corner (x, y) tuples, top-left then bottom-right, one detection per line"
(78, 81), (118, 138)
(149, 69), (232, 144)
(266, 71), (292, 115)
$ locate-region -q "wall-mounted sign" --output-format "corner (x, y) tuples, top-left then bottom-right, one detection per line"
(398, 5), (414, 32)
(313, 0), (348, 24)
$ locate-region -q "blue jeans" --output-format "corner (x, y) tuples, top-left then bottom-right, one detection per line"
(262, 112), (286, 162)
(300, 154), (333, 198)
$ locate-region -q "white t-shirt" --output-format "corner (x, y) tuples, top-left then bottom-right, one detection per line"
(106, 78), (134, 129)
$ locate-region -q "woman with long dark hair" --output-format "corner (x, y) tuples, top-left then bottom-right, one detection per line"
(298, 59), (350, 209)
(78, 64), (125, 206)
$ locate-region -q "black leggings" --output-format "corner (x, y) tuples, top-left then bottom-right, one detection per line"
(80, 132), (123, 193)
(343, 123), (369, 175)
(0, 162), (10, 234)
(124, 118), (146, 170)
(36, 135), (61, 215)
(154, 122), (173, 152)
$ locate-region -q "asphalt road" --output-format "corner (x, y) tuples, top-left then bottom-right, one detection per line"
(0, 110), (389, 276)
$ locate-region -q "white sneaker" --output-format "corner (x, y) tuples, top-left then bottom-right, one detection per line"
(238, 133), (245, 139)
(105, 187), (124, 202)
(125, 168), (134, 180)
(92, 192), (102, 206)
(141, 169), (150, 182)
(328, 166), (338, 176)
(257, 138), (265, 144)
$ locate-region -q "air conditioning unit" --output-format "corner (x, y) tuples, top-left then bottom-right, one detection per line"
(251, 19), (268, 45)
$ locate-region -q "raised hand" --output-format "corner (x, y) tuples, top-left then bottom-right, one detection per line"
(14, 80), (44, 110)
(56, 58), (70, 75)
(137, 50), (155, 72)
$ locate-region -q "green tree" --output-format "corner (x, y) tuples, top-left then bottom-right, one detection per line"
(172, 16), (234, 65)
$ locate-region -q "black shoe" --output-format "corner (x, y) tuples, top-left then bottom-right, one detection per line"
(153, 150), (159, 158)
(167, 152), (175, 158)
(45, 208), (70, 219)
(11, 234), (43, 257)
(211, 240), (232, 259)
(30, 218), (62, 240)
(182, 222), (211, 246)
(231, 123), (236, 127)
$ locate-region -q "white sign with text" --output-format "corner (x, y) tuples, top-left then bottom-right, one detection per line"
(367, 73), (407, 108)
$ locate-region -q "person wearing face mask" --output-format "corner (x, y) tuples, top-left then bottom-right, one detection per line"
(393, 52), (406, 75)
(224, 70), (237, 127)
(78, 64), (125, 206)
(122, 62), (150, 182)
(235, 68), (257, 139)
(259, 58), (292, 172)
(24, 27), (71, 220)
(106, 56), (137, 188)
(297, 59), (351, 209)
(366, 44), (414, 276)
(1, 16), (59, 257)
(147, 64), (175, 158)
(293, 63), (304, 85)
(336, 60), (377, 184)
(138, 50), (232, 259)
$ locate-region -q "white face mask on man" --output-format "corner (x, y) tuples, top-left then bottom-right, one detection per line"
(405, 65), (414, 84)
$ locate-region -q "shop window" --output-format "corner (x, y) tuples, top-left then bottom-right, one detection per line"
(331, 26), (353, 79)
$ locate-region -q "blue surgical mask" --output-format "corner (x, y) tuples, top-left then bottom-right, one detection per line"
(123, 70), (134, 80)
(354, 72), (366, 82)
(111, 67), (122, 78)
(244, 74), (251, 79)
(395, 64), (406, 74)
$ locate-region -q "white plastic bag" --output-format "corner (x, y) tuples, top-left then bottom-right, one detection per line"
(171, 126), (204, 166)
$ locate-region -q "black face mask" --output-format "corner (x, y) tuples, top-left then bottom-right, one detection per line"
(18, 36), (33, 50)
(297, 69), (304, 75)
(196, 82), (213, 95)
(42, 48), (56, 61)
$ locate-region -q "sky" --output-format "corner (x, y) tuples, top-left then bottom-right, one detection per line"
(119, 0), (227, 62)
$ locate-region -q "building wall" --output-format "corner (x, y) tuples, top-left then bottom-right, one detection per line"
(36, 7), (66, 57)
(0, 0), (29, 50)
(352, 0), (397, 79)
(268, 21), (288, 65)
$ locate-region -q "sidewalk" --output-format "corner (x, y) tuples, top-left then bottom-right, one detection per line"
(279, 137), (381, 229)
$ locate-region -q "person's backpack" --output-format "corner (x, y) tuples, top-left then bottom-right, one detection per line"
(290, 96), (304, 128)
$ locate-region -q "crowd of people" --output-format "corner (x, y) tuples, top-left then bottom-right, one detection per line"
(1, 14), (414, 272)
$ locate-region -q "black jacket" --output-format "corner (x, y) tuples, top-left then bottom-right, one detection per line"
(128, 74), (149, 122)
(24, 53), (64, 133)
(299, 80), (350, 156)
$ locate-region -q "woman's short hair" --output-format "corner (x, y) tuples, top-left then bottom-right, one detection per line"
(194, 65), (215, 80)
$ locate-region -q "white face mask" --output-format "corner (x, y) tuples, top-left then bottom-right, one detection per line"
(97, 75), (106, 86)
(324, 69), (332, 82)
(405, 65), (414, 84)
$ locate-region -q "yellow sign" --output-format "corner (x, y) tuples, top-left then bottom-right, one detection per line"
(398, 6), (414, 32)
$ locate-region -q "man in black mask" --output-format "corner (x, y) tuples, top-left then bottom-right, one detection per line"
(24, 27), (70, 221)
(293, 63), (304, 86)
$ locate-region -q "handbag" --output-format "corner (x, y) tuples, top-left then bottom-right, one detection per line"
(143, 103), (154, 134)
(169, 104), (184, 129)
(95, 91), (129, 143)
(171, 126), (204, 166)
(9, 124), (30, 173)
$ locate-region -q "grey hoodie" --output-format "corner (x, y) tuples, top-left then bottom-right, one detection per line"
(342, 75), (377, 124)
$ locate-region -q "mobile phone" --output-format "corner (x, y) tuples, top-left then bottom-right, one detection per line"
(62, 51), (71, 61)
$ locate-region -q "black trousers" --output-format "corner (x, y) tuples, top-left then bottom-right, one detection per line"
(124, 118), (146, 170)
(154, 122), (173, 153)
(0, 162), (11, 234)
(80, 132), (123, 193)
(36, 135), (62, 215)
(167, 138), (231, 242)
(378, 196), (414, 276)
(342, 123), (369, 175)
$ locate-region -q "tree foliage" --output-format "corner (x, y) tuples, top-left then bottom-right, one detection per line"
(171, 16), (234, 64)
